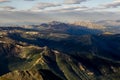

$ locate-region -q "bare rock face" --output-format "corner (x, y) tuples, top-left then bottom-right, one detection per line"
(0, 70), (43, 80)
(0, 69), (64, 80)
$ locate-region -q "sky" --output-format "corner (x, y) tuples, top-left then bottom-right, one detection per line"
(0, 0), (120, 25)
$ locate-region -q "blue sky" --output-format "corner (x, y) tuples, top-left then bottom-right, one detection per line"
(0, 0), (120, 25)
(0, 0), (119, 11)
(0, 0), (63, 10)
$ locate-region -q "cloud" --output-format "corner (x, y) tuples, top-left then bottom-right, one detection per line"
(46, 6), (88, 12)
(0, 0), (10, 3)
(103, 0), (120, 8)
(29, 1), (89, 12)
(0, 6), (15, 11)
(64, 0), (89, 4)
(0, 11), (120, 25)
(30, 2), (60, 11)
(84, 7), (107, 12)
(24, 0), (35, 1)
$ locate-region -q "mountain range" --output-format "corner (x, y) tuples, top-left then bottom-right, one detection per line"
(0, 21), (120, 80)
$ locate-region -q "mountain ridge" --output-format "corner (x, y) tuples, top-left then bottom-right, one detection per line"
(0, 22), (120, 80)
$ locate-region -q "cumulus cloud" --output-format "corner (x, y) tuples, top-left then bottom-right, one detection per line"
(64, 0), (89, 4)
(103, 0), (120, 8)
(0, 6), (15, 11)
(47, 6), (88, 12)
(29, 1), (90, 12)
(0, 0), (10, 3)
(30, 2), (60, 11)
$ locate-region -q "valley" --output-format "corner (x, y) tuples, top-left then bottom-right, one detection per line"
(0, 22), (120, 80)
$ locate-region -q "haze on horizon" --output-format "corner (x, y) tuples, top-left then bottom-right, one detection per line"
(0, 0), (120, 25)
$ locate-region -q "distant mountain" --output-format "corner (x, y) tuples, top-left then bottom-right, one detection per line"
(95, 20), (120, 34)
(96, 20), (120, 27)
(72, 21), (105, 30)
(35, 21), (104, 35)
